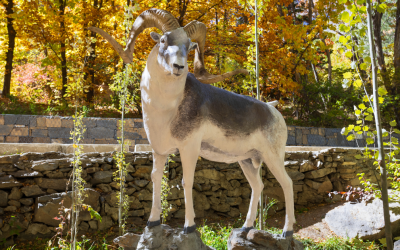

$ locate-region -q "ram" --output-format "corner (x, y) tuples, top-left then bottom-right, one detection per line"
(89, 8), (295, 237)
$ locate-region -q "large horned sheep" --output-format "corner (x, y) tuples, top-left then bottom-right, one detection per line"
(89, 8), (295, 237)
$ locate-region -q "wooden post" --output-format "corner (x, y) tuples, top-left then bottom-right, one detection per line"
(366, 0), (393, 249)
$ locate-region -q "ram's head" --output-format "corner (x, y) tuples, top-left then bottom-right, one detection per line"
(88, 8), (248, 84)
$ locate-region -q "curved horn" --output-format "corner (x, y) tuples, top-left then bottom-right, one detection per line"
(183, 20), (249, 84)
(88, 8), (180, 64)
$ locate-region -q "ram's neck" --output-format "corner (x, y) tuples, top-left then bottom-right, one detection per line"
(140, 46), (186, 112)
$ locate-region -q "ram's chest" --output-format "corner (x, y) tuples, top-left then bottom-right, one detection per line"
(142, 107), (179, 155)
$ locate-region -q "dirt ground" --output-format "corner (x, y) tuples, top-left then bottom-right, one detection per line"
(264, 201), (345, 241)
(126, 201), (345, 241)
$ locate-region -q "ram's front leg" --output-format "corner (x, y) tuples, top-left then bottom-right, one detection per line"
(179, 142), (201, 234)
(147, 151), (168, 227)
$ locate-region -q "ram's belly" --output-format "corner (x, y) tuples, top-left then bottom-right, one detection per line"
(198, 124), (263, 164)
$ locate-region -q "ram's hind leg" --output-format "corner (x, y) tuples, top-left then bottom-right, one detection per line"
(261, 151), (295, 237)
(238, 158), (263, 232)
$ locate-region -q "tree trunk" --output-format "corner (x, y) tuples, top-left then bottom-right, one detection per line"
(373, 2), (391, 89)
(392, 0), (400, 129)
(177, 0), (188, 26)
(216, 11), (220, 74)
(85, 0), (103, 106)
(323, 39), (332, 82)
(2, 0), (16, 98)
(59, 0), (67, 99)
(367, 0), (393, 249)
(308, 0), (313, 24)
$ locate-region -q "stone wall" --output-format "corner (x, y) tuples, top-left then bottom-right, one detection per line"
(0, 114), (148, 151)
(2, 114), (397, 148)
(286, 126), (400, 147)
(0, 148), (381, 242)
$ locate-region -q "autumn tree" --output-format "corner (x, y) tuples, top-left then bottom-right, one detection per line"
(1, 0), (16, 97)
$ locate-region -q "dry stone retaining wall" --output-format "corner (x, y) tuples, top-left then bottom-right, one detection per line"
(2, 114), (396, 148)
(0, 148), (381, 242)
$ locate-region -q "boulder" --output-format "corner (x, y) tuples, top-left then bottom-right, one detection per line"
(97, 184), (112, 193)
(25, 223), (51, 235)
(304, 168), (336, 179)
(89, 220), (98, 230)
(304, 180), (321, 190)
(8, 200), (20, 208)
(9, 187), (22, 200)
(394, 240), (400, 250)
(0, 178), (23, 189)
(11, 170), (43, 178)
(287, 171), (305, 181)
(21, 185), (45, 197)
(34, 189), (99, 226)
(133, 155), (148, 165)
(325, 199), (400, 241)
(212, 203), (230, 213)
(134, 189), (152, 201)
(31, 160), (58, 171)
(114, 232), (141, 250)
(98, 215), (114, 231)
(228, 228), (303, 250)
(132, 165), (152, 179)
(36, 178), (71, 191)
(195, 169), (225, 181)
(0, 155), (20, 164)
(91, 171), (114, 185)
(4, 206), (17, 212)
(0, 190), (8, 207)
(134, 180), (149, 188)
(136, 224), (214, 250)
(0, 215), (29, 241)
(225, 170), (245, 181)
(317, 180), (333, 194)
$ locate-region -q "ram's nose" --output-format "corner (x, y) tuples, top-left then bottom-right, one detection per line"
(173, 64), (185, 76)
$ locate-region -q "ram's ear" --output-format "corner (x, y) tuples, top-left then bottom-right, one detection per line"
(150, 32), (162, 42)
(189, 42), (198, 51)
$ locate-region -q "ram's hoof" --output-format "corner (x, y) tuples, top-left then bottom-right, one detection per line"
(240, 226), (254, 233)
(147, 220), (161, 228)
(282, 230), (293, 238)
(183, 224), (197, 234)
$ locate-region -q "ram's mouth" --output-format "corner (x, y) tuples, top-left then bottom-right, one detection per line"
(174, 73), (181, 76)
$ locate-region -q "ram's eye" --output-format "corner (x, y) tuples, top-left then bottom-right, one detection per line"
(160, 38), (165, 43)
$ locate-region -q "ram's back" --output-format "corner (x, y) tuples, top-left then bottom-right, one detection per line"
(170, 73), (278, 140)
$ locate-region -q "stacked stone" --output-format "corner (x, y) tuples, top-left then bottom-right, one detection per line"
(0, 148), (381, 243)
(0, 114), (148, 149)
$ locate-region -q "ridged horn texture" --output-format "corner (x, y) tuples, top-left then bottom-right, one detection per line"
(88, 8), (180, 64)
(183, 20), (249, 84)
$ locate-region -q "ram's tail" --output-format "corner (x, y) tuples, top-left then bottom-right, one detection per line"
(267, 100), (279, 107)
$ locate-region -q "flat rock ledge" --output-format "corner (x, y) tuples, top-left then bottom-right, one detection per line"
(114, 225), (215, 250)
(228, 229), (304, 250)
(325, 199), (400, 241)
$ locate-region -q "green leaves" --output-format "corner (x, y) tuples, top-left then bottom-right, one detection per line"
(339, 36), (348, 44)
(347, 134), (355, 141)
(365, 115), (373, 121)
(366, 138), (374, 145)
(340, 11), (350, 23)
(378, 86), (388, 96)
(360, 63), (367, 70)
(343, 72), (352, 79)
(377, 3), (388, 13)
(345, 51), (353, 58)
(354, 79), (362, 88)
(390, 120), (397, 127)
